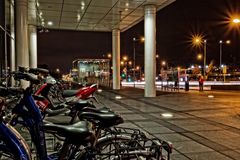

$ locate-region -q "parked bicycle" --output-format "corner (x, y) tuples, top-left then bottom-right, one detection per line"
(0, 70), (172, 160)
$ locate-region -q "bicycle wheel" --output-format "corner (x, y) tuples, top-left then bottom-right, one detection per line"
(74, 134), (132, 160)
(96, 134), (162, 160)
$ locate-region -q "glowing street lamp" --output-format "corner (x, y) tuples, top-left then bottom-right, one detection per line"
(161, 61), (168, 70)
(192, 34), (204, 47)
(203, 39), (207, 78)
(123, 56), (128, 61)
(226, 40), (231, 44)
(232, 18), (240, 24)
(107, 53), (112, 58)
(197, 54), (202, 60)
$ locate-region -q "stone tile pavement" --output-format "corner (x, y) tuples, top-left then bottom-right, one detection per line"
(96, 87), (240, 160)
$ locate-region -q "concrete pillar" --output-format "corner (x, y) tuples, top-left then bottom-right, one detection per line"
(16, 0), (29, 68)
(0, 0), (5, 78)
(10, 0), (15, 86)
(144, 4), (156, 97)
(29, 1), (37, 68)
(16, 0), (29, 88)
(112, 28), (121, 90)
(29, 25), (37, 68)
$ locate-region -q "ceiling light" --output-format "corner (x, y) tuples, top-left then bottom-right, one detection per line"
(125, 8), (128, 11)
(125, 2), (129, 7)
(47, 21), (53, 26)
(36, 2), (40, 7)
(39, 11), (42, 16)
(77, 14), (81, 21)
(81, 1), (85, 6)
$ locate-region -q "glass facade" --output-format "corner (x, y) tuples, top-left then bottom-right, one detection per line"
(72, 59), (110, 87)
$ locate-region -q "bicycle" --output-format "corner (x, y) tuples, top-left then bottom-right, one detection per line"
(0, 72), (172, 160)
(0, 72), (94, 160)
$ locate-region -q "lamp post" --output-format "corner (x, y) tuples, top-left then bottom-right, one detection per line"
(133, 38), (136, 87)
(219, 40), (231, 67)
(219, 40), (223, 68)
(203, 40), (207, 78)
(133, 37), (144, 87)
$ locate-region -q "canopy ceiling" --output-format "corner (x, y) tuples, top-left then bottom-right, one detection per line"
(27, 0), (175, 32)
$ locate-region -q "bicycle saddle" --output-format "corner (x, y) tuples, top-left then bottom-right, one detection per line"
(81, 106), (111, 113)
(78, 112), (124, 128)
(66, 100), (92, 111)
(43, 121), (94, 145)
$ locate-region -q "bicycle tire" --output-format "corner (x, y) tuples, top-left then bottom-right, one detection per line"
(0, 124), (32, 160)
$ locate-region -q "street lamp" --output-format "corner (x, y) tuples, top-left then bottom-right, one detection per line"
(203, 39), (207, 78)
(107, 53), (112, 58)
(133, 37), (144, 87)
(197, 53), (202, 60)
(232, 18), (240, 24)
(192, 34), (204, 48)
(219, 40), (231, 67)
(161, 60), (168, 70)
(136, 66), (141, 81)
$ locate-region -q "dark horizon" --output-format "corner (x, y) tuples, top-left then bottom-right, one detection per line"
(38, 0), (240, 73)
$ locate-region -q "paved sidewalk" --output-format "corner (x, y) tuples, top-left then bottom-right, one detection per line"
(96, 87), (240, 160)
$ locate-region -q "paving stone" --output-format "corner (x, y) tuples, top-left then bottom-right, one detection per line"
(173, 141), (213, 154)
(97, 88), (240, 159)
(117, 122), (140, 129)
(121, 114), (147, 120)
(181, 124), (222, 132)
(221, 150), (240, 160)
(114, 110), (134, 114)
(185, 151), (233, 160)
(143, 126), (175, 134)
(171, 154), (191, 160)
(195, 130), (240, 140)
(168, 119), (207, 126)
(210, 137), (240, 150)
(134, 121), (162, 128)
(154, 133), (191, 142)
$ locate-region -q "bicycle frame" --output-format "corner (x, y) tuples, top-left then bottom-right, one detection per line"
(9, 88), (53, 160)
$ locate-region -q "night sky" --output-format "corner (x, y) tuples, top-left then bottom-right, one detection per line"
(37, 0), (240, 73)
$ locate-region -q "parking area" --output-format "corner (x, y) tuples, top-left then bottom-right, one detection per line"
(96, 87), (240, 160)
